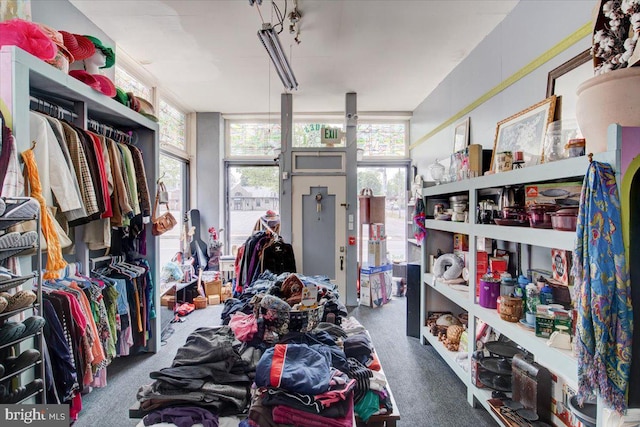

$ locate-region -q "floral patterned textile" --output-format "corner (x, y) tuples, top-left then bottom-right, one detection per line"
(572, 161), (633, 414)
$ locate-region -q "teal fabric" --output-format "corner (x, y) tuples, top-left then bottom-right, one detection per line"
(354, 390), (380, 422)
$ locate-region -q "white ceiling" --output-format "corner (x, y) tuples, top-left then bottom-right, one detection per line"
(70, 0), (518, 114)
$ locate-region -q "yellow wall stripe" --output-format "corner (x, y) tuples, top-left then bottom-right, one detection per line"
(409, 22), (592, 150)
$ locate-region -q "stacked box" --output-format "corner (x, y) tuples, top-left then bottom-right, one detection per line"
(359, 264), (393, 307)
(205, 279), (222, 298)
(476, 251), (489, 296)
(367, 240), (387, 266)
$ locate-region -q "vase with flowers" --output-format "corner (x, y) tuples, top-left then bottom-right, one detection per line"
(576, 0), (640, 154)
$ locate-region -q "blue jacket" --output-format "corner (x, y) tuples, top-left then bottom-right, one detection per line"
(255, 343), (332, 395)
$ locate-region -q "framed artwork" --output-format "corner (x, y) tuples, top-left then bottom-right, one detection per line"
(453, 117), (470, 153)
(490, 96), (557, 172)
(546, 49), (592, 121)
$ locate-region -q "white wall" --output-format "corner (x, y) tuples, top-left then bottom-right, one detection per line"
(410, 0), (595, 178)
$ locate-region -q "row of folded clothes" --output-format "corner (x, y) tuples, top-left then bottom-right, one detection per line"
(1, 111), (152, 251)
(136, 316), (391, 426)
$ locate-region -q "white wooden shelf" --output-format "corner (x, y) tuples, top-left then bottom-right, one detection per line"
(422, 327), (470, 387)
(474, 224), (576, 250)
(475, 305), (578, 388)
(418, 139), (626, 425)
(423, 180), (470, 197)
(471, 386), (508, 426)
(424, 219), (470, 234)
(424, 273), (470, 310)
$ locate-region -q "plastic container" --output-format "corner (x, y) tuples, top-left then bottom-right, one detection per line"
(528, 204), (559, 228)
(565, 138), (586, 158)
(550, 208), (579, 231)
(479, 277), (501, 309)
(540, 284), (554, 305)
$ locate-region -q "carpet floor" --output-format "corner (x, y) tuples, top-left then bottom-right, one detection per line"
(73, 298), (496, 426)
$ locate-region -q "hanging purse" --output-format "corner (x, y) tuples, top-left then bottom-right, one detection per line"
(152, 182), (177, 236)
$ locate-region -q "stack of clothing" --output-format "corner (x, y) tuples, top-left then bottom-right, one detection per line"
(249, 342), (355, 427)
(137, 327), (261, 416)
(341, 317), (393, 422)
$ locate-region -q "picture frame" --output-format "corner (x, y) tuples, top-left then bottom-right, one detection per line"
(490, 96), (557, 172)
(453, 117), (470, 153)
(546, 49), (591, 121)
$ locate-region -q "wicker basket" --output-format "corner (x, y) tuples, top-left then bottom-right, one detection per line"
(499, 296), (523, 322)
(194, 296), (207, 310)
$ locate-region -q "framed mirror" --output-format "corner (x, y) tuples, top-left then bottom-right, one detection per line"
(546, 49), (592, 121)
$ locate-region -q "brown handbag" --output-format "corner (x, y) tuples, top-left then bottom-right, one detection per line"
(152, 182), (177, 236)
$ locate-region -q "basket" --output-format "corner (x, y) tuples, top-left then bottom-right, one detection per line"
(193, 296), (207, 310)
(499, 296), (523, 322)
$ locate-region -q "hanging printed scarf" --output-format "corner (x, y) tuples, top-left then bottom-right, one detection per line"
(412, 197), (427, 244)
(572, 161), (633, 414)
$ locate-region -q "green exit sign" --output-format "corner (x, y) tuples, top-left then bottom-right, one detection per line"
(321, 126), (343, 145)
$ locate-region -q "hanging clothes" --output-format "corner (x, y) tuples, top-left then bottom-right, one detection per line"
(0, 111), (24, 197)
(21, 149), (67, 279)
(572, 161), (633, 414)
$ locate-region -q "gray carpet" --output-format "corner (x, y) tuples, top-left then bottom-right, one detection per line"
(73, 298), (496, 426)
(350, 297), (496, 426)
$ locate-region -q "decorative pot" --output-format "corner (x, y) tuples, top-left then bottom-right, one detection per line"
(576, 67), (640, 154)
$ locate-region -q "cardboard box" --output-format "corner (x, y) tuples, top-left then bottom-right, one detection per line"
(204, 279), (222, 297)
(369, 223), (385, 241)
(476, 237), (494, 253)
(536, 314), (555, 338)
(453, 233), (468, 251)
(360, 264), (393, 307)
(208, 295), (221, 305)
(467, 144), (493, 177)
(367, 240), (387, 266)
(221, 284), (233, 301)
(525, 181), (582, 207)
(161, 295), (175, 307)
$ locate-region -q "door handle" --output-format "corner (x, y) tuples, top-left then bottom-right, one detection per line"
(340, 256), (344, 271)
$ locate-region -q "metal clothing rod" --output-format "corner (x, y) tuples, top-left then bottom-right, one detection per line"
(29, 96), (77, 120)
(87, 118), (133, 143)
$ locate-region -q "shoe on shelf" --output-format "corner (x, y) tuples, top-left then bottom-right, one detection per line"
(0, 267), (21, 282)
(5, 349), (40, 376)
(2, 199), (39, 219)
(0, 322), (26, 346)
(0, 232), (20, 250)
(17, 231), (37, 248)
(19, 316), (45, 338)
(0, 363), (4, 378)
(0, 199), (5, 217)
(0, 378), (43, 404)
(0, 296), (7, 314)
(5, 290), (37, 313)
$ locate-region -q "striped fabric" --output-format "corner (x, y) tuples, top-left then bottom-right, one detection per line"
(60, 122), (99, 217)
(346, 357), (372, 404)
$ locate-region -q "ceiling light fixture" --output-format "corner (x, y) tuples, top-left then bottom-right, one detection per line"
(257, 23), (298, 91)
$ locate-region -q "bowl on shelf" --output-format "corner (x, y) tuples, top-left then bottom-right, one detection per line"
(550, 207), (579, 231)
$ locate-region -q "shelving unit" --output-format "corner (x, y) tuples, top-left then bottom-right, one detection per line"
(0, 197), (44, 404)
(0, 45), (160, 354)
(419, 140), (622, 426)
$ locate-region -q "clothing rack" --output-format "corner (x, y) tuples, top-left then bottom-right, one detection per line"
(29, 96), (77, 121)
(87, 119), (133, 144)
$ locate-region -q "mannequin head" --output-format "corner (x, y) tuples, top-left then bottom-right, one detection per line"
(83, 50), (106, 74)
(68, 49), (105, 74)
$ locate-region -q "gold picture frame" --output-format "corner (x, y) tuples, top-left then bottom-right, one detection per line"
(490, 96), (557, 172)
(453, 117), (470, 153)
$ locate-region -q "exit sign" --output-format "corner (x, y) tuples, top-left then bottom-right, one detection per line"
(321, 126), (344, 145)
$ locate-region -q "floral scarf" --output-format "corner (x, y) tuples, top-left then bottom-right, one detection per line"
(572, 161), (633, 414)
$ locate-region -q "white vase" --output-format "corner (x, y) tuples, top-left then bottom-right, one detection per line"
(576, 67), (640, 154)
